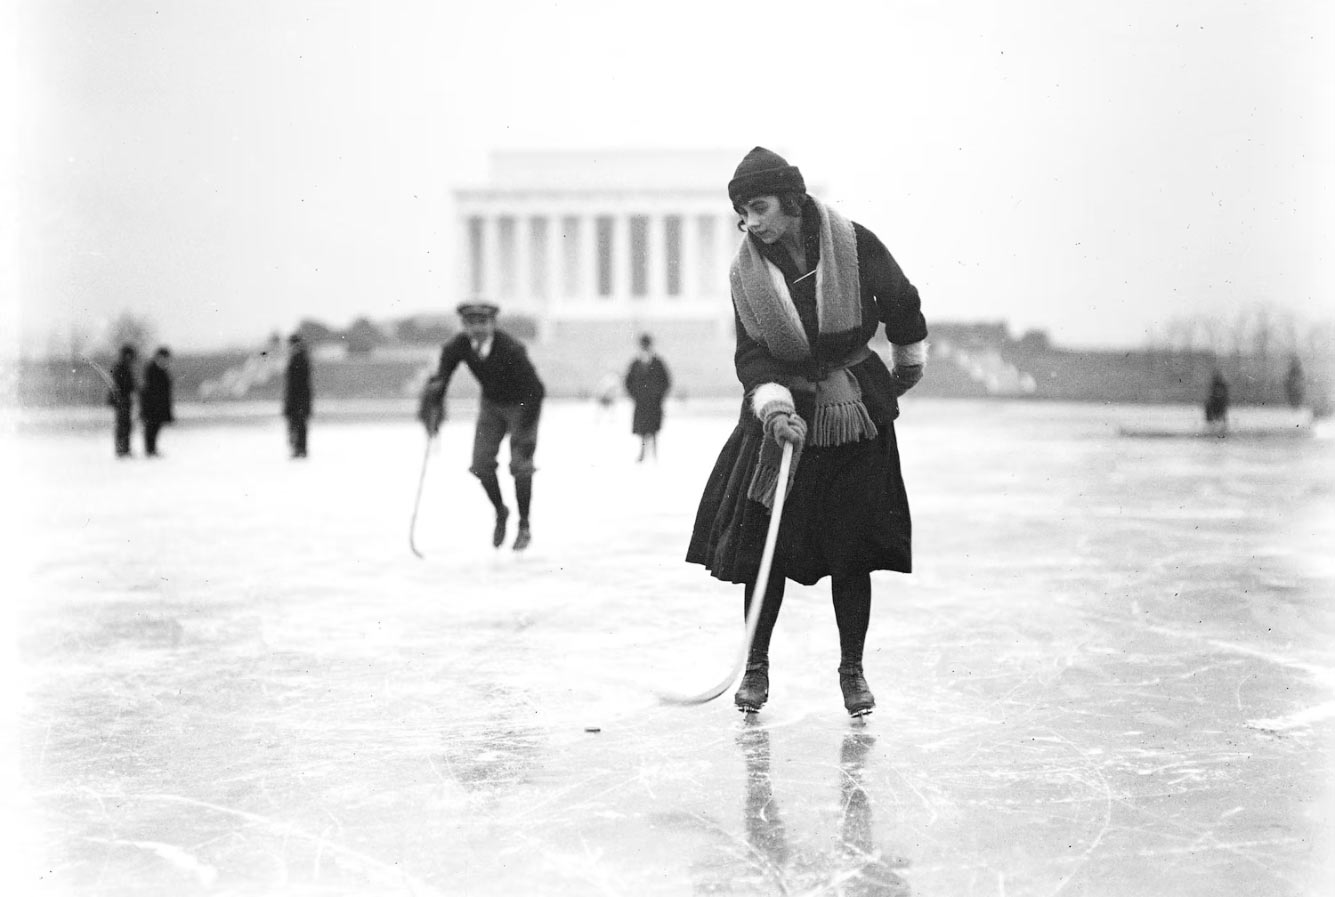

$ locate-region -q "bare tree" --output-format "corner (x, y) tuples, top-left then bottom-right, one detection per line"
(103, 311), (156, 355)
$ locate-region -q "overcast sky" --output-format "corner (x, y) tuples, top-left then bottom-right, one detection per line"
(6, 0), (1333, 356)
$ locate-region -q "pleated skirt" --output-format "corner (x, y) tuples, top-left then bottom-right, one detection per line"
(685, 407), (912, 586)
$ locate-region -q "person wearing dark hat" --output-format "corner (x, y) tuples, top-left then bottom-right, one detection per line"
(283, 334), (313, 458)
(624, 332), (672, 462)
(107, 344), (138, 458)
(685, 146), (929, 717)
(418, 301), (546, 551)
(139, 346), (175, 457)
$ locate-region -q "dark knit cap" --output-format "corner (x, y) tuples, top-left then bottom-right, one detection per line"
(727, 146), (805, 205)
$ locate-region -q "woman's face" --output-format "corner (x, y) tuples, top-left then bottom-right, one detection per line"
(737, 195), (799, 245)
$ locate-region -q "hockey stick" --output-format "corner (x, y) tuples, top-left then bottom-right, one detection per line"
(660, 441), (794, 706)
(80, 354), (121, 401)
(408, 434), (434, 559)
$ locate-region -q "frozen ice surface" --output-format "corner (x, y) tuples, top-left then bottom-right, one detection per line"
(5, 398), (1334, 896)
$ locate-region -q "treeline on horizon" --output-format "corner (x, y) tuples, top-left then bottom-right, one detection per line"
(12, 313), (1330, 413)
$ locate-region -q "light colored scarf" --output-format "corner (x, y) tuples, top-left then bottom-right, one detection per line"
(729, 199), (878, 451)
(730, 197), (862, 360)
(730, 199), (879, 507)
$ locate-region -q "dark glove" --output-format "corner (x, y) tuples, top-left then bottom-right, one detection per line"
(418, 377), (446, 436)
(764, 409), (807, 451)
(889, 364), (923, 398)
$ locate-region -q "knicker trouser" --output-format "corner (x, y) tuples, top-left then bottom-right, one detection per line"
(470, 398), (541, 478)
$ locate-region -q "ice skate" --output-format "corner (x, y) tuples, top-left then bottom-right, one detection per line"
(734, 661), (769, 713)
(492, 506), (510, 548)
(838, 664), (875, 717)
(512, 522), (531, 552)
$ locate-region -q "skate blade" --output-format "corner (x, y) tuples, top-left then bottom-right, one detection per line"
(848, 707), (874, 718)
(736, 705), (763, 714)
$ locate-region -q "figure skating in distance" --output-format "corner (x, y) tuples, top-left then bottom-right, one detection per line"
(685, 147), (929, 718)
(283, 334), (314, 458)
(107, 344), (138, 458)
(624, 333), (672, 462)
(139, 346), (175, 457)
(1284, 355), (1305, 411)
(592, 371), (621, 427)
(417, 301), (546, 552)
(1204, 367), (1230, 435)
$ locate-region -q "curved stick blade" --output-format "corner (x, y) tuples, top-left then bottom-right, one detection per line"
(658, 442), (794, 706)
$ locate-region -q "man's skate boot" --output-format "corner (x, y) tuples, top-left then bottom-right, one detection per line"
(512, 522), (531, 552)
(734, 661), (769, 713)
(838, 664), (875, 717)
(492, 506), (510, 548)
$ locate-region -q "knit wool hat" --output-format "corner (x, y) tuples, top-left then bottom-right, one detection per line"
(727, 146), (805, 205)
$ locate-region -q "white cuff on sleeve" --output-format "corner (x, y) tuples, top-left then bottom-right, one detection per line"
(750, 382), (794, 420)
(892, 340), (927, 367)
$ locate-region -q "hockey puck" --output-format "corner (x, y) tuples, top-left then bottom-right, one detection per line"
(584, 727), (601, 733)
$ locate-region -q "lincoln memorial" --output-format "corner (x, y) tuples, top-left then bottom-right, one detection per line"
(454, 150), (750, 345)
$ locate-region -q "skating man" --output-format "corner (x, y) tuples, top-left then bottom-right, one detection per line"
(283, 334), (313, 458)
(139, 346), (175, 457)
(107, 344), (137, 458)
(418, 301), (545, 551)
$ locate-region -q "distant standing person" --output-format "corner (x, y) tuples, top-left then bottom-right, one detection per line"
(107, 344), (137, 458)
(283, 334), (313, 458)
(593, 370), (621, 427)
(418, 301), (546, 552)
(1204, 368), (1230, 433)
(1284, 355), (1306, 410)
(625, 333), (672, 462)
(139, 346), (175, 457)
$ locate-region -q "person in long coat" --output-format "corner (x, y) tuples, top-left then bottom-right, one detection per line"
(139, 346), (175, 457)
(107, 344), (137, 458)
(418, 301), (546, 552)
(685, 147), (929, 717)
(283, 334), (313, 458)
(624, 333), (672, 462)
(1204, 367), (1229, 433)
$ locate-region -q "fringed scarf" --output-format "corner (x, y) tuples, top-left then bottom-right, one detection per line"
(730, 199), (879, 508)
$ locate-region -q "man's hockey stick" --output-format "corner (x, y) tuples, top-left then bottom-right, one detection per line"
(408, 435), (434, 559)
(660, 441), (793, 706)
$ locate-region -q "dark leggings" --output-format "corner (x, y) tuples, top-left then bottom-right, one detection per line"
(744, 570), (872, 667)
(478, 471), (533, 523)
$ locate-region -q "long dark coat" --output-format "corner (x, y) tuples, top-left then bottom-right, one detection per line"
(1205, 373), (1229, 423)
(139, 360), (174, 423)
(107, 359), (136, 412)
(686, 205), (927, 586)
(625, 355), (671, 435)
(284, 350), (313, 419)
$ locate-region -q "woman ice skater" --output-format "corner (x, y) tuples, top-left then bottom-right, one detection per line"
(685, 147), (928, 717)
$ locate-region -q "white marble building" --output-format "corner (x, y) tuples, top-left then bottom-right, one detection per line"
(454, 150), (748, 343)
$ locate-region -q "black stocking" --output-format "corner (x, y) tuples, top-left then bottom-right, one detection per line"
(832, 573), (872, 667)
(515, 475), (533, 524)
(478, 471), (505, 511)
(743, 565), (787, 664)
